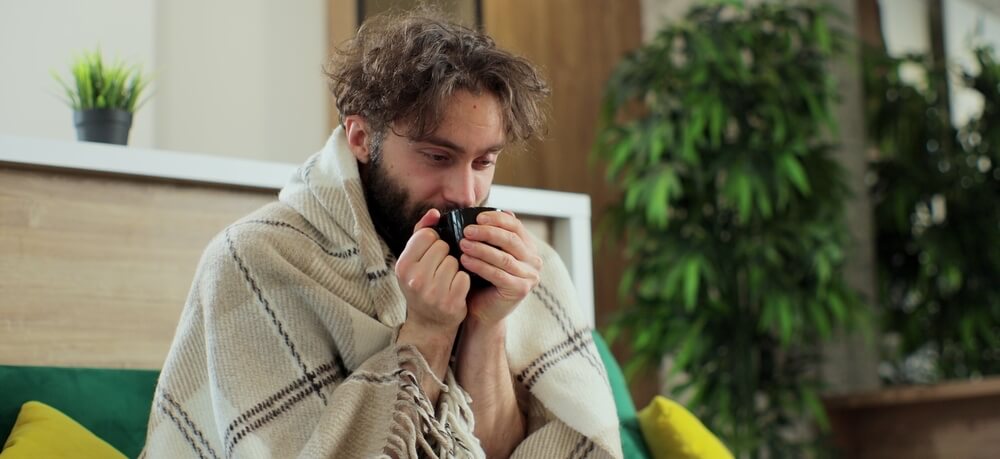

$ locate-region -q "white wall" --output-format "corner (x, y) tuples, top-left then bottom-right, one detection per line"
(154, 0), (328, 162)
(0, 0), (328, 163)
(0, 0), (157, 147)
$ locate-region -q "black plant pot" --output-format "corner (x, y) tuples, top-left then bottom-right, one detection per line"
(74, 109), (133, 145)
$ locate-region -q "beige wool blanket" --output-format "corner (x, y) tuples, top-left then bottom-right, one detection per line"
(142, 128), (622, 458)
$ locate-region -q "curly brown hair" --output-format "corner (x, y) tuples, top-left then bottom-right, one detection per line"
(325, 9), (550, 149)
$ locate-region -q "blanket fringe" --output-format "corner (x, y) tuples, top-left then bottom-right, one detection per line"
(378, 344), (483, 458)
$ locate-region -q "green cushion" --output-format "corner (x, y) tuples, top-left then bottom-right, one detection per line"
(592, 331), (653, 459)
(0, 365), (159, 459)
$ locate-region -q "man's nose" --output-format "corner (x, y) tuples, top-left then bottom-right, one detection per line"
(443, 167), (477, 208)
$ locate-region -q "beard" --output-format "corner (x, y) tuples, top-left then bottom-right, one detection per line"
(360, 152), (459, 258)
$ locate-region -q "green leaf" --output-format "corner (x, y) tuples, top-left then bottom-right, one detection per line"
(755, 184), (773, 218)
(777, 296), (793, 344)
(814, 16), (831, 54)
(802, 387), (830, 430)
(607, 138), (635, 180)
(735, 173), (752, 223)
(681, 122), (698, 164)
(827, 292), (847, 323)
(646, 173), (672, 227)
(780, 154), (811, 194)
(661, 262), (687, 300)
(672, 316), (707, 372)
(618, 266), (637, 302)
(959, 316), (977, 351)
(709, 98), (724, 147)
(650, 127), (666, 163)
(808, 301), (831, 338)
(625, 185), (642, 211)
(683, 256), (702, 311)
(814, 253), (831, 286)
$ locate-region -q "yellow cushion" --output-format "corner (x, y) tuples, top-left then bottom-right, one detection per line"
(0, 401), (126, 459)
(637, 395), (733, 459)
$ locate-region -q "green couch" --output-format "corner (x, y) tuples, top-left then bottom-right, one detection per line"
(1, 331), (650, 458)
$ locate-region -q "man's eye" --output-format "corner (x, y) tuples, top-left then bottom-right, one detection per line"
(424, 153), (449, 163)
(475, 159), (496, 168)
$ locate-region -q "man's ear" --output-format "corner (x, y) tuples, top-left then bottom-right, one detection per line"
(343, 115), (372, 164)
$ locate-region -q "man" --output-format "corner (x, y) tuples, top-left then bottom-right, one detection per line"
(143, 10), (621, 459)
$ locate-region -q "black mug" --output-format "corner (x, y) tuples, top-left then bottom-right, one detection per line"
(436, 207), (501, 290)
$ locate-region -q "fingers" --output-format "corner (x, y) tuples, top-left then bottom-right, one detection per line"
(397, 228), (439, 273)
(462, 212), (542, 270)
(449, 270), (471, 298)
(398, 209), (444, 272)
(459, 238), (536, 278)
(460, 253), (536, 298)
(414, 208), (441, 232)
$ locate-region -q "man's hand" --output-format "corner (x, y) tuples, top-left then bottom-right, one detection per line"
(395, 209), (470, 405)
(396, 209), (471, 336)
(459, 210), (543, 325)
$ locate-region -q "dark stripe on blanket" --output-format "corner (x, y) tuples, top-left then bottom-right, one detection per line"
(157, 398), (212, 459)
(569, 437), (594, 459)
(223, 359), (344, 448)
(226, 370), (341, 454)
(516, 328), (592, 384)
(533, 284), (575, 335)
(234, 219), (359, 259)
(226, 228), (328, 407)
(569, 436), (589, 459)
(517, 329), (597, 391)
(162, 392), (219, 459)
(533, 284), (606, 378)
(523, 336), (595, 390)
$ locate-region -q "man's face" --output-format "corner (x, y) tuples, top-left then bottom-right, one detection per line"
(361, 90), (505, 256)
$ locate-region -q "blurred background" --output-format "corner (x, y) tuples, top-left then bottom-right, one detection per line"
(2, 0), (999, 457)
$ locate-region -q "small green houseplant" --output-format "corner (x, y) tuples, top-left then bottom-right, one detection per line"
(52, 48), (149, 145)
(594, 2), (866, 456)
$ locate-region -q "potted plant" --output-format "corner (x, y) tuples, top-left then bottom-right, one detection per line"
(866, 45), (1000, 385)
(52, 48), (149, 146)
(820, 45), (1000, 458)
(593, 2), (868, 456)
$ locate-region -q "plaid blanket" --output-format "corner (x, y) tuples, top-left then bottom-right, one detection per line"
(142, 128), (622, 458)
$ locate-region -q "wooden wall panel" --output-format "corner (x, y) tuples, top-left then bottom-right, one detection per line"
(0, 167), (277, 369)
(326, 0), (358, 132)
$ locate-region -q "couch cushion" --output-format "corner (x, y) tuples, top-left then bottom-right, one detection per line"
(0, 401), (126, 459)
(0, 365), (158, 459)
(637, 395), (733, 459)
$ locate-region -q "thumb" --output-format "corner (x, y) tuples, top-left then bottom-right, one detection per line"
(414, 208), (441, 232)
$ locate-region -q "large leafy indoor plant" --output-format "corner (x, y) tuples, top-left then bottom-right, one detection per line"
(594, 2), (867, 456)
(52, 48), (149, 145)
(866, 44), (1000, 384)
